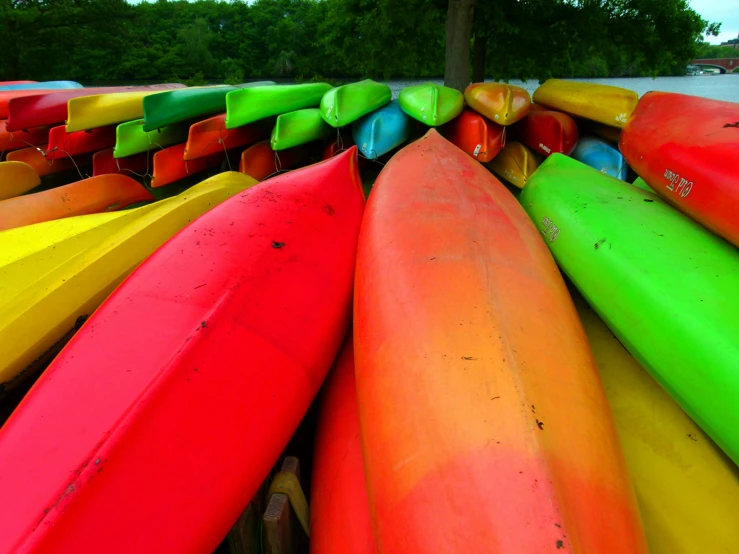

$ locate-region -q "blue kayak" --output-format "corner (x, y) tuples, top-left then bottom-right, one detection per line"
(351, 100), (412, 159)
(571, 136), (627, 180)
(0, 81), (83, 91)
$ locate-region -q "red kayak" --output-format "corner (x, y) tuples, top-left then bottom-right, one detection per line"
(6, 146), (89, 177)
(92, 148), (150, 177)
(512, 109), (578, 156)
(151, 142), (225, 188)
(310, 336), (376, 554)
(0, 149), (365, 553)
(45, 125), (116, 160)
(0, 120), (49, 153)
(620, 92), (739, 247)
(443, 108), (505, 163)
(183, 114), (271, 161)
(6, 85), (185, 132)
(1, 90), (78, 119)
(239, 140), (314, 181)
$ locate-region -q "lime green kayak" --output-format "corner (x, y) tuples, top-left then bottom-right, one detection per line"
(631, 177), (653, 192)
(114, 119), (190, 159)
(520, 153), (739, 465)
(225, 83), (333, 129)
(319, 79), (391, 128)
(142, 82), (274, 132)
(271, 108), (334, 151)
(399, 83), (464, 126)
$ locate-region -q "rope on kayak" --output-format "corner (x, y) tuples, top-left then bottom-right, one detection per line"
(56, 149), (89, 180)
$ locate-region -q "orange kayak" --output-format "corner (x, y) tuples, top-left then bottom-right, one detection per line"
(464, 82), (531, 125)
(92, 148), (150, 177)
(151, 143), (224, 188)
(7, 146), (89, 177)
(0, 174), (153, 231)
(354, 129), (647, 553)
(45, 125), (116, 160)
(442, 108), (505, 163)
(0, 120), (49, 153)
(183, 114), (271, 161)
(0, 161), (40, 200)
(238, 140), (313, 181)
(310, 336), (376, 554)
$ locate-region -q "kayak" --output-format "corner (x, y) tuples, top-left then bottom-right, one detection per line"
(0, 172), (256, 393)
(486, 139), (541, 189)
(631, 177), (652, 192)
(591, 122), (621, 144)
(226, 83), (332, 129)
(0, 161), (40, 200)
(0, 120), (49, 152)
(1, 90), (74, 118)
(442, 108), (505, 163)
(92, 148), (149, 177)
(66, 90), (176, 132)
(574, 291), (739, 554)
(354, 130), (647, 553)
(351, 100), (412, 159)
(142, 82), (275, 132)
(620, 92), (739, 247)
(0, 81), (36, 85)
(271, 108), (334, 151)
(239, 140), (313, 181)
(319, 79), (391, 128)
(151, 143), (225, 188)
(520, 153), (739, 465)
(184, 114), (271, 161)
(399, 82), (464, 126)
(114, 118), (189, 159)
(511, 109), (578, 156)
(464, 82), (531, 125)
(311, 336), (376, 554)
(571, 136), (627, 180)
(533, 79), (638, 128)
(6, 146), (89, 178)
(0, 81), (81, 91)
(0, 174), (153, 231)
(0, 149), (364, 553)
(45, 124), (116, 160)
(5, 85), (184, 131)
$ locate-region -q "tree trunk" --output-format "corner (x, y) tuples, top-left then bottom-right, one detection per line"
(472, 32), (486, 83)
(444, 0), (475, 92)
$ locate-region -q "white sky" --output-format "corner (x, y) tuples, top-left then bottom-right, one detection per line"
(689, 0), (739, 44)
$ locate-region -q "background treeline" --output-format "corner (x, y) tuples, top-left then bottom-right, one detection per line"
(0, 0), (723, 83)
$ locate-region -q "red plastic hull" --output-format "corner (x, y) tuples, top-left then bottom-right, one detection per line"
(239, 140), (313, 181)
(512, 110), (578, 156)
(0, 120), (49, 153)
(1, 90), (79, 119)
(92, 148), (150, 177)
(620, 91), (739, 246)
(0, 149), (365, 553)
(183, 114), (271, 161)
(442, 108), (505, 163)
(45, 125), (116, 160)
(310, 336), (376, 554)
(151, 142), (225, 188)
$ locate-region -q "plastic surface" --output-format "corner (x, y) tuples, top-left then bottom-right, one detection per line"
(226, 83), (332, 129)
(92, 148), (149, 177)
(351, 100), (411, 159)
(114, 118), (189, 159)
(66, 90), (177, 132)
(520, 153), (739, 465)
(0, 174), (153, 231)
(0, 149), (364, 554)
(486, 139), (541, 189)
(0, 172), (255, 392)
(620, 91), (739, 247)
(184, 114), (271, 161)
(6, 146), (88, 177)
(464, 82), (531, 125)
(238, 140), (313, 181)
(512, 109), (578, 156)
(0, 161), (40, 200)
(0, 120), (49, 153)
(442, 108), (505, 163)
(319, 79), (391, 128)
(571, 136), (627, 180)
(354, 129), (647, 553)
(45, 125), (116, 160)
(150, 143), (224, 188)
(271, 108), (334, 151)
(533, 79), (638, 128)
(0, 81), (81, 91)
(398, 83), (464, 126)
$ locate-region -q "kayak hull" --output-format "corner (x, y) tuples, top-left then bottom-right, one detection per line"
(486, 139), (541, 189)
(442, 108), (505, 163)
(238, 140), (313, 181)
(351, 100), (412, 159)
(398, 83), (464, 126)
(92, 148), (149, 177)
(319, 79), (391, 128)
(571, 136), (627, 180)
(0, 120), (49, 153)
(226, 83), (332, 129)
(0, 161), (40, 200)
(114, 118), (189, 159)
(6, 147), (89, 178)
(511, 110), (578, 156)
(45, 125), (116, 160)
(464, 82), (531, 126)
(184, 115), (271, 161)
(271, 109), (334, 151)
(151, 143), (224, 188)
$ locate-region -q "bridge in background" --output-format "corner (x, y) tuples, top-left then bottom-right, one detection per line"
(691, 58), (739, 73)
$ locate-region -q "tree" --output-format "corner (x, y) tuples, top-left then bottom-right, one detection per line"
(444, 0), (474, 90)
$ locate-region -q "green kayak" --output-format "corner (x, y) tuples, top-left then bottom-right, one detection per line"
(114, 119), (190, 159)
(398, 82), (464, 126)
(631, 177), (653, 192)
(271, 108), (334, 151)
(319, 79), (391, 128)
(520, 153), (739, 465)
(225, 83), (333, 129)
(142, 82), (274, 132)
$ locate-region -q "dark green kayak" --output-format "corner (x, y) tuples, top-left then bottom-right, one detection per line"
(271, 109), (334, 151)
(520, 153), (739, 465)
(225, 83), (333, 129)
(319, 79), (391, 128)
(142, 82), (274, 132)
(114, 119), (190, 159)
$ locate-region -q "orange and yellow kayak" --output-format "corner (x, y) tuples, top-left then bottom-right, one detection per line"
(0, 161), (40, 200)
(6, 146), (87, 178)
(464, 82), (531, 125)
(486, 139), (541, 189)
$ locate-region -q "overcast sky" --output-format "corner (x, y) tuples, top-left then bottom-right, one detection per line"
(689, 0), (738, 44)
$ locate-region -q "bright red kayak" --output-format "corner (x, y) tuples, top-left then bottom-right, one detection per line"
(310, 336), (376, 554)
(0, 149), (365, 553)
(512, 109), (578, 156)
(92, 148), (150, 177)
(0, 120), (49, 153)
(620, 92), (739, 247)
(6, 85), (184, 132)
(0, 90), (73, 118)
(151, 143), (225, 188)
(45, 125), (116, 160)
(239, 140), (314, 181)
(442, 108), (505, 163)
(184, 114), (271, 161)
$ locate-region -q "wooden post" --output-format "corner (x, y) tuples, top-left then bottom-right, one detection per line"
(263, 456), (304, 554)
(227, 482), (266, 554)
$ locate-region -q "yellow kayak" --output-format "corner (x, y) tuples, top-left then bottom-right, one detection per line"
(66, 91), (168, 133)
(0, 171), (257, 393)
(485, 139), (541, 189)
(0, 161), (40, 200)
(575, 292), (739, 554)
(533, 79), (638, 128)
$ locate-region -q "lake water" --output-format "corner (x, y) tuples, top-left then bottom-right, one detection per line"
(385, 75), (739, 103)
